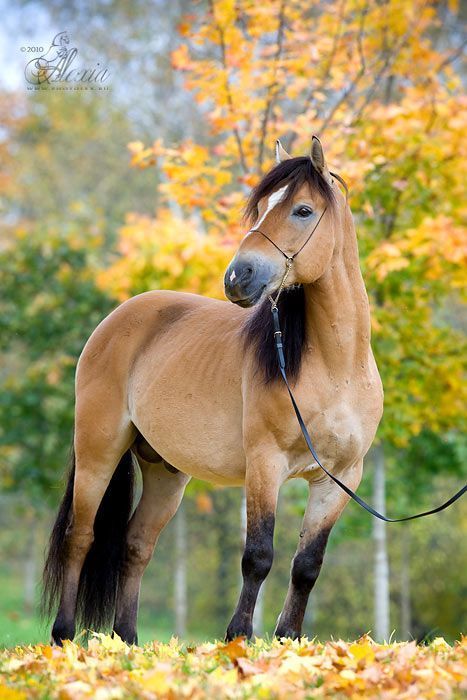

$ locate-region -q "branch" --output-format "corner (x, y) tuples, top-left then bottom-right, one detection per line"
(257, 0), (287, 171)
(288, 0), (348, 152)
(209, 0), (248, 174)
(348, 9), (429, 128)
(436, 38), (467, 72)
(320, 0), (348, 87)
(319, 2), (368, 135)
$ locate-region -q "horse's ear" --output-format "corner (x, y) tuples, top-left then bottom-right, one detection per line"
(275, 139), (292, 164)
(311, 135), (333, 184)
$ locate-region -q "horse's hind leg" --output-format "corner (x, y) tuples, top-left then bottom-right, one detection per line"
(275, 461), (362, 639)
(49, 408), (136, 644)
(113, 458), (190, 644)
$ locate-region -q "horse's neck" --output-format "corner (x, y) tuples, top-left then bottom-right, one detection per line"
(304, 212), (371, 376)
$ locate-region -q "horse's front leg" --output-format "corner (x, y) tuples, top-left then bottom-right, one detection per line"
(275, 460), (363, 639)
(226, 454), (286, 641)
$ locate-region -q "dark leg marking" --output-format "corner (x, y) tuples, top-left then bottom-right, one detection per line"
(275, 528), (331, 640)
(226, 514), (274, 640)
(113, 542), (146, 644)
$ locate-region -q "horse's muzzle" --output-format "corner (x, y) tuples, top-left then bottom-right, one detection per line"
(224, 257), (273, 307)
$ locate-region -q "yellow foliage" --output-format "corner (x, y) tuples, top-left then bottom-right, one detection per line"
(96, 209), (234, 301)
(368, 216), (467, 291)
(97, 0), (467, 444)
(0, 636), (465, 699)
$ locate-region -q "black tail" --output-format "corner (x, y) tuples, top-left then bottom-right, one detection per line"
(41, 447), (76, 621)
(41, 448), (135, 632)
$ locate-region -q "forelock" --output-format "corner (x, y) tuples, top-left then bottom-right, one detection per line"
(244, 156), (335, 223)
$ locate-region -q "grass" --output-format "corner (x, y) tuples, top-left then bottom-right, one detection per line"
(0, 571), (204, 648)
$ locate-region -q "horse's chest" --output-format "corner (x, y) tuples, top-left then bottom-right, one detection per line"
(316, 404), (364, 459)
(284, 396), (374, 477)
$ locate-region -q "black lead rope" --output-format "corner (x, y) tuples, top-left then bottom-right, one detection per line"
(272, 306), (467, 522)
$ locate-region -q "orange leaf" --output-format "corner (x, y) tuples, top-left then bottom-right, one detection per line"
(220, 637), (247, 661)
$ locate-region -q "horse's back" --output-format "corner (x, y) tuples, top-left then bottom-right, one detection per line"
(78, 289), (235, 376)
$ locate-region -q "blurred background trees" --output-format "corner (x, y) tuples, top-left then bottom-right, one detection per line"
(0, 0), (465, 645)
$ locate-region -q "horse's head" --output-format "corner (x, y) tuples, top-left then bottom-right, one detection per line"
(224, 137), (342, 307)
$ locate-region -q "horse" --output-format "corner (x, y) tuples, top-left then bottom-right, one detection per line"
(42, 136), (383, 645)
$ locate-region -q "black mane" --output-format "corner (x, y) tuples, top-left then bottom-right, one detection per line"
(243, 285), (307, 383)
(242, 156), (334, 383)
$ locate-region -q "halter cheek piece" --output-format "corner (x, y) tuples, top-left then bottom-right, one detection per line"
(244, 182), (466, 522)
(249, 207), (328, 308)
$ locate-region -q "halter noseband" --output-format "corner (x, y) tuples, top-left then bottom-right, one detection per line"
(248, 206), (327, 308)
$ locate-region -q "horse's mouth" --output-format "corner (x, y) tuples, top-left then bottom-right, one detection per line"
(231, 285), (266, 308)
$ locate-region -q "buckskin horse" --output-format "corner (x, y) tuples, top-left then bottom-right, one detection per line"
(43, 137), (384, 645)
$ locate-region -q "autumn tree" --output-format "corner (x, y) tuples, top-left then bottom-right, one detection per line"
(0, 215), (114, 498)
(99, 0), (466, 641)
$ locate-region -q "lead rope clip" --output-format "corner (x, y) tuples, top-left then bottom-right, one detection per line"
(268, 258), (293, 310)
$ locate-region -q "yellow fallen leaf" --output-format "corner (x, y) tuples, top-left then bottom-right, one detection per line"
(209, 666), (238, 684)
(91, 633), (128, 653)
(349, 642), (376, 664)
(59, 680), (93, 699)
(340, 668), (357, 680)
(0, 685), (27, 700)
(139, 669), (171, 694)
(431, 637), (451, 651)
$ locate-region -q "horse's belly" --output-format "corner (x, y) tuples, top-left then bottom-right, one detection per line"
(139, 402), (246, 486)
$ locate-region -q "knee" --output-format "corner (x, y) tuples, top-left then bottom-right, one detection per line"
(291, 550), (320, 592)
(291, 530), (330, 592)
(65, 526), (94, 558)
(242, 540), (274, 581)
(124, 539), (153, 573)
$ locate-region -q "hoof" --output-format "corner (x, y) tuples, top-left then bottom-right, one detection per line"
(51, 620), (75, 645)
(113, 625), (138, 645)
(274, 626), (301, 641)
(225, 618), (252, 642)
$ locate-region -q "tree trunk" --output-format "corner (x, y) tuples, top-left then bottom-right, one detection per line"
(373, 445), (390, 641)
(254, 582), (265, 638)
(214, 488), (238, 626)
(24, 523), (38, 613)
(174, 503), (187, 637)
(303, 591), (315, 638)
(400, 531), (411, 639)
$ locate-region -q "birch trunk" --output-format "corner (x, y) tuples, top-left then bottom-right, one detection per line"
(174, 502), (187, 637)
(400, 531), (411, 639)
(24, 524), (38, 612)
(373, 445), (390, 641)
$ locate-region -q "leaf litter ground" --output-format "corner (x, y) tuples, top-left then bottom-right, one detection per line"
(0, 633), (465, 699)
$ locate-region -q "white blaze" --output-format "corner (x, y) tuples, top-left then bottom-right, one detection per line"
(253, 184), (289, 229)
(229, 269), (236, 282)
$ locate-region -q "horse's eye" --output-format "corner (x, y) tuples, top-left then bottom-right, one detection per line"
(293, 206), (313, 219)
